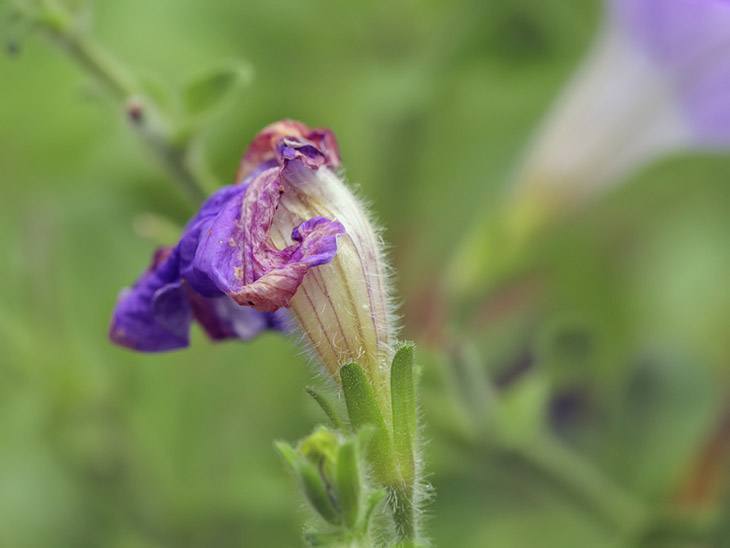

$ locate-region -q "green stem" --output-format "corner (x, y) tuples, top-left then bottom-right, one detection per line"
(445, 343), (649, 540)
(17, 0), (209, 203)
(509, 434), (649, 537)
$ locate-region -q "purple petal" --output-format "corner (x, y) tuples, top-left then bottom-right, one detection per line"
(110, 183), (289, 352)
(187, 292), (282, 341)
(613, 0), (730, 144)
(230, 216), (345, 312)
(193, 167), (345, 312)
(109, 248), (192, 352)
(178, 183), (248, 297)
(236, 119), (340, 181)
(291, 217), (346, 267)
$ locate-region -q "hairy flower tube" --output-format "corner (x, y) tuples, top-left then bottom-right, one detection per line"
(110, 121), (394, 389)
(449, 0), (730, 296)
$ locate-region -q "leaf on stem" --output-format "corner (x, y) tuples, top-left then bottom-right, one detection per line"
(182, 63), (253, 117)
(305, 386), (344, 429)
(275, 440), (341, 525)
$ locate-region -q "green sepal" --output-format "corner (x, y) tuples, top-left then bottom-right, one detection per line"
(362, 489), (387, 535)
(340, 363), (393, 484)
(340, 363), (387, 431)
(300, 459), (341, 525)
(275, 441), (340, 525)
(306, 386), (344, 429)
(335, 439), (361, 529)
(274, 440), (300, 471)
(391, 342), (416, 483)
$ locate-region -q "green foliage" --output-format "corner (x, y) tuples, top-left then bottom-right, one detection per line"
(276, 428), (381, 546)
(306, 386), (344, 430)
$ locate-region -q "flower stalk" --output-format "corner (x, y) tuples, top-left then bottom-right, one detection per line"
(441, 342), (650, 542)
(10, 0), (212, 203)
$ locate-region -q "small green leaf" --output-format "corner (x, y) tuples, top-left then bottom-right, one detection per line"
(336, 439), (361, 529)
(362, 489), (386, 534)
(391, 342), (416, 482)
(306, 386), (344, 429)
(275, 441), (341, 525)
(300, 459), (341, 525)
(274, 440), (300, 472)
(139, 75), (175, 113)
(182, 63), (252, 116)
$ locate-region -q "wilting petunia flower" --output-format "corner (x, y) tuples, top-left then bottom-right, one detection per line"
(511, 0), (730, 218)
(110, 121), (394, 384)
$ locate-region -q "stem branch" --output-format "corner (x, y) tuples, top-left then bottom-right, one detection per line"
(16, 0), (210, 203)
(512, 434), (649, 536)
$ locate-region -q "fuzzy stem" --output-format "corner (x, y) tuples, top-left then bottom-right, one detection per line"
(389, 483), (417, 545)
(15, 0), (210, 203)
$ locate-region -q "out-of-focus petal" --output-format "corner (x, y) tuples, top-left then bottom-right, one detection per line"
(187, 291), (284, 341)
(109, 248), (192, 352)
(613, 0), (730, 145)
(178, 184), (248, 297)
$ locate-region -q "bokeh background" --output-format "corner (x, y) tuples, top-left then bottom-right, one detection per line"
(1, 0), (729, 546)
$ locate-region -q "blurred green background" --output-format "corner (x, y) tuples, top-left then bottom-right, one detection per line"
(1, 0), (729, 546)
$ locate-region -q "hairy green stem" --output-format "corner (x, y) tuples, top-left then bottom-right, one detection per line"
(15, 0), (210, 203)
(389, 483), (417, 545)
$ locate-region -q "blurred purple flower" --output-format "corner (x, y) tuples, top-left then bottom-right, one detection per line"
(615, 0), (730, 146)
(450, 0), (730, 295)
(513, 0), (730, 210)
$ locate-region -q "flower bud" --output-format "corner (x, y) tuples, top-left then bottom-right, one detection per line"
(232, 121), (395, 386)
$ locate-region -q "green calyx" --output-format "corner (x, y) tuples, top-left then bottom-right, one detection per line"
(340, 342), (421, 544)
(278, 342), (424, 547)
